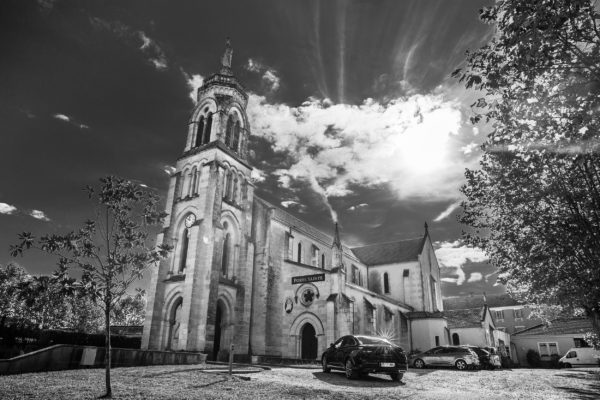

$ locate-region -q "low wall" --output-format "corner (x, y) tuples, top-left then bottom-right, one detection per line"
(0, 345), (207, 375)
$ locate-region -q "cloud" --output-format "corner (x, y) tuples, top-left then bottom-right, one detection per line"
(435, 240), (488, 286)
(91, 18), (168, 71)
(433, 200), (461, 222)
(137, 31), (168, 70)
(461, 142), (479, 155)
(29, 210), (50, 222)
(183, 72), (204, 103)
(348, 203), (368, 211)
(248, 90), (472, 208)
(467, 272), (483, 283)
(162, 165), (176, 176)
(281, 200), (299, 208)
(250, 168), (266, 183)
(53, 113), (89, 129)
(245, 58), (281, 92)
(0, 202), (18, 215)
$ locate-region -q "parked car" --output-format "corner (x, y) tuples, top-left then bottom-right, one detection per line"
(321, 335), (408, 381)
(410, 346), (480, 370)
(559, 347), (600, 368)
(461, 345), (501, 369)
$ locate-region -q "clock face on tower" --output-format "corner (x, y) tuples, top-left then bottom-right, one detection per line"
(185, 214), (196, 228)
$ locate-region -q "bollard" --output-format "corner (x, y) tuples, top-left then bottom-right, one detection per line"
(229, 343), (235, 375)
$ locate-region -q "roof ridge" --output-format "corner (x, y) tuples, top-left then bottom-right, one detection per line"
(350, 236), (424, 250)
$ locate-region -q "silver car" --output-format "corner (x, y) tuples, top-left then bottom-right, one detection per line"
(411, 346), (480, 370)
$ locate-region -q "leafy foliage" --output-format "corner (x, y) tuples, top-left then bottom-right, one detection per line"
(454, 0), (600, 332)
(10, 176), (171, 397)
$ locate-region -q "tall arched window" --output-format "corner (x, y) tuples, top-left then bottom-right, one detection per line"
(192, 166), (200, 195)
(383, 272), (390, 294)
(225, 115), (234, 147)
(222, 228), (230, 277)
(321, 253), (325, 269)
(232, 177), (238, 203)
(195, 117), (205, 147)
(297, 242), (303, 264)
(233, 121), (240, 151)
(202, 112), (213, 144)
(186, 169), (193, 197)
(224, 170), (231, 199)
(179, 228), (189, 273)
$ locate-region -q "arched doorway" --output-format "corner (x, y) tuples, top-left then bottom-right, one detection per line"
(168, 298), (182, 350)
(452, 333), (460, 345)
(213, 302), (224, 360)
(301, 323), (318, 360)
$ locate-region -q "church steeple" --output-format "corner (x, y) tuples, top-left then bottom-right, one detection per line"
(183, 37), (250, 162)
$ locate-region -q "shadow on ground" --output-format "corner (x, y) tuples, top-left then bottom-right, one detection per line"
(554, 369), (600, 400)
(312, 371), (406, 387)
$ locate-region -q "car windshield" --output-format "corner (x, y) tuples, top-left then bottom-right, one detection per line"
(356, 336), (392, 345)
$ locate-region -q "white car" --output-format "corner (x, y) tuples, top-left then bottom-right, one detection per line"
(559, 347), (600, 368)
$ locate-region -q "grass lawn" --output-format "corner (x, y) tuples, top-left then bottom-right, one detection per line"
(1, 365), (599, 399)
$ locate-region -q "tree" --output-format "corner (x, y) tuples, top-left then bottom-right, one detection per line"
(11, 176), (171, 398)
(454, 0), (600, 333)
(111, 289), (146, 326)
(17, 275), (71, 330)
(0, 262), (29, 327)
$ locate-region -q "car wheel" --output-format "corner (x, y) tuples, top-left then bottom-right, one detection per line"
(322, 356), (331, 373)
(414, 359), (425, 369)
(455, 360), (467, 370)
(345, 359), (358, 380)
(390, 372), (403, 382)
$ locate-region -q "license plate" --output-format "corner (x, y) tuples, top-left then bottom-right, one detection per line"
(380, 362), (394, 367)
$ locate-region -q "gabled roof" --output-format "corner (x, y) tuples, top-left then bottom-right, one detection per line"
(444, 308), (485, 329)
(443, 294), (522, 310)
(513, 318), (593, 336)
(351, 237), (425, 266)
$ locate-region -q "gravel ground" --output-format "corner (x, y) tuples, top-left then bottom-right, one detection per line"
(0, 365), (599, 399)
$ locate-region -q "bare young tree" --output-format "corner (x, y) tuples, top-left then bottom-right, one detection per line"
(11, 176), (172, 398)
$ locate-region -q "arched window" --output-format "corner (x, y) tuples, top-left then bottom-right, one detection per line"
(233, 121), (241, 151)
(179, 228), (189, 273)
(192, 166), (200, 195)
(176, 173), (184, 199)
(195, 117), (205, 147)
(202, 112), (213, 144)
(224, 170), (231, 199)
(179, 170), (188, 199)
(383, 272), (390, 294)
(232, 177), (238, 203)
(222, 223), (230, 277)
(321, 253), (325, 269)
(452, 333), (460, 346)
(297, 242), (303, 264)
(311, 246), (319, 267)
(225, 115), (234, 147)
(186, 169), (193, 197)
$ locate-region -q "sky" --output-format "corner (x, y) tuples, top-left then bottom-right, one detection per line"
(0, 0), (503, 298)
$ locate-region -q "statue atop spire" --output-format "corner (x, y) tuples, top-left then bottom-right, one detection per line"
(220, 37), (233, 75)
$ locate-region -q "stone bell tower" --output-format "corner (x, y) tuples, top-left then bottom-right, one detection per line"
(143, 39), (256, 359)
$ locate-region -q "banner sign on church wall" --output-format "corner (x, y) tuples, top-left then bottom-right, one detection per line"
(292, 273), (325, 285)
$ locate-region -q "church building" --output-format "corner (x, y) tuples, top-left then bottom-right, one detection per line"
(142, 41), (449, 361)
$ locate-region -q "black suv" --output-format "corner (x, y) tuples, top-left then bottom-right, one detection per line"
(321, 335), (408, 381)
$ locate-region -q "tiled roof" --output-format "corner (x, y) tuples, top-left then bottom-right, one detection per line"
(407, 311), (445, 320)
(443, 294), (522, 310)
(444, 308), (484, 328)
(513, 318), (593, 336)
(351, 237), (425, 266)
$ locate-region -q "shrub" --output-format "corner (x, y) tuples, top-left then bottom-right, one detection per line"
(526, 349), (541, 367)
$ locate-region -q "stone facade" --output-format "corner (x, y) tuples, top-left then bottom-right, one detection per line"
(142, 42), (450, 361)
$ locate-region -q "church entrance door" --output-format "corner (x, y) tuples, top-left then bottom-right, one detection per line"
(301, 323), (318, 360)
(213, 303), (223, 361)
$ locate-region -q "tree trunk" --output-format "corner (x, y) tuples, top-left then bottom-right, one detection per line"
(103, 302), (112, 398)
(591, 309), (600, 335)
